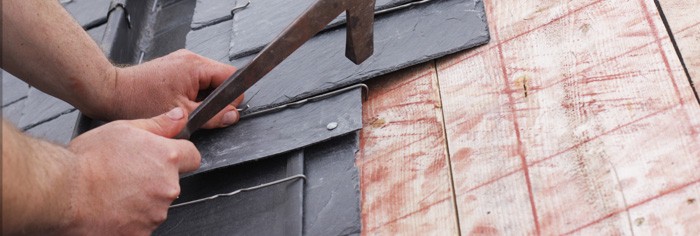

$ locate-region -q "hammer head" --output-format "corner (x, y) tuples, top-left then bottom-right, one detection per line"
(344, 0), (375, 64)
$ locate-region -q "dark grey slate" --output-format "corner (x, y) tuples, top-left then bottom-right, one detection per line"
(18, 87), (75, 130)
(2, 71), (29, 106)
(147, 0), (197, 60)
(303, 132), (361, 236)
(155, 132), (361, 236)
(228, 0), (417, 59)
(2, 99), (26, 126)
(189, 87), (362, 175)
(25, 110), (79, 146)
(190, 0), (237, 29)
(87, 23), (107, 42)
(154, 150), (304, 236)
(62, 0), (112, 26)
(230, 0), (489, 112)
(185, 21), (232, 62)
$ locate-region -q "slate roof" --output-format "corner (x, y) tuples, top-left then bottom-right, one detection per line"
(1, 0), (489, 235)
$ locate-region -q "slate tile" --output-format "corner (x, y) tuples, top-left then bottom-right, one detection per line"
(190, 0), (237, 29)
(18, 87), (75, 130)
(86, 23), (106, 42)
(62, 0), (112, 26)
(303, 133), (361, 235)
(25, 110), (79, 146)
(185, 18), (232, 62)
(229, 0), (417, 59)
(155, 150), (304, 236)
(2, 70), (30, 106)
(148, 0), (198, 60)
(2, 99), (26, 126)
(231, 0), (489, 111)
(189, 87), (363, 176)
(155, 133), (361, 236)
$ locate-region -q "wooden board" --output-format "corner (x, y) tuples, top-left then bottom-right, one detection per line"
(433, 0), (700, 234)
(358, 62), (459, 235)
(658, 0), (700, 99)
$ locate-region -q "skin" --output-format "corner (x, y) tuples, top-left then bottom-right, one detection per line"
(2, 0), (243, 234)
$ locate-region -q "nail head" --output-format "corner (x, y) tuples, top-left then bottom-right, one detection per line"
(326, 122), (338, 130)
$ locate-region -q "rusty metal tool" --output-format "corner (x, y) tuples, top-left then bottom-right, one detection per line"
(176, 0), (376, 139)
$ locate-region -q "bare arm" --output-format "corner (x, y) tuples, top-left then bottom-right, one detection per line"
(2, 0), (115, 117)
(2, 121), (78, 234)
(2, 0), (243, 128)
(2, 108), (201, 235)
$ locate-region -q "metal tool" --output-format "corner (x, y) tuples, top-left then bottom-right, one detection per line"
(176, 0), (376, 139)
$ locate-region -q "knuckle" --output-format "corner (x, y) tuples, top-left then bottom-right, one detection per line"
(153, 210), (168, 225)
(166, 149), (180, 163)
(166, 185), (181, 200)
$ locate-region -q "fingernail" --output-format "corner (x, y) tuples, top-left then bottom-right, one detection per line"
(222, 110), (238, 126)
(167, 107), (185, 120)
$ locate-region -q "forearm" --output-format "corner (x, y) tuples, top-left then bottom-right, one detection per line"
(1, 0), (115, 118)
(2, 121), (79, 235)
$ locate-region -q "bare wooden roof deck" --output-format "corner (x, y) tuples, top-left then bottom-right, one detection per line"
(358, 0), (700, 234)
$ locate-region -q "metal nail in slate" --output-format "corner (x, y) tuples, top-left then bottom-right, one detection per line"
(326, 122), (338, 130)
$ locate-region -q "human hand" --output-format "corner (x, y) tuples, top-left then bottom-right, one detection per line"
(66, 107), (199, 235)
(93, 49), (244, 129)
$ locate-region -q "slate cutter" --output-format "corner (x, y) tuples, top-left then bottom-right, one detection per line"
(176, 0), (376, 139)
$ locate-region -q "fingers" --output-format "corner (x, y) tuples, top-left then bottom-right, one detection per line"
(128, 107), (188, 138)
(184, 100), (240, 129)
(196, 54), (237, 89)
(169, 139), (201, 173)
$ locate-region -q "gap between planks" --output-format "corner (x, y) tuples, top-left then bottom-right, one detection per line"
(432, 59), (463, 235)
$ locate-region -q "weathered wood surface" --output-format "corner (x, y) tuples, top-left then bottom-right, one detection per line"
(358, 62), (459, 235)
(658, 0), (700, 96)
(360, 0), (700, 234)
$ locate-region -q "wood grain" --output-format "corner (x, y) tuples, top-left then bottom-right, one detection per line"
(358, 62), (459, 235)
(435, 0), (700, 234)
(658, 0), (700, 99)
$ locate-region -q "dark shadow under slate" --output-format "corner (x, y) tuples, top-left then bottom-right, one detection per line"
(228, 0), (417, 59)
(230, 0), (489, 112)
(62, 0), (112, 26)
(190, 0), (236, 29)
(18, 87), (75, 130)
(25, 110), (79, 146)
(155, 132), (360, 236)
(189, 87), (362, 176)
(2, 71), (29, 106)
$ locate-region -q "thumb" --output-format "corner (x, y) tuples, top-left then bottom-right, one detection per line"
(128, 107), (187, 138)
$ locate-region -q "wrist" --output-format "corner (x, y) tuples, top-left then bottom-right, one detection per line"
(78, 65), (121, 121)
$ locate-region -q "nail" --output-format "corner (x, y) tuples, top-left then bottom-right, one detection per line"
(222, 110), (238, 126)
(167, 107), (185, 120)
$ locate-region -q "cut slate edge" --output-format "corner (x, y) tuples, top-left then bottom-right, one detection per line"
(285, 151), (304, 236)
(183, 87), (364, 177)
(301, 132), (361, 235)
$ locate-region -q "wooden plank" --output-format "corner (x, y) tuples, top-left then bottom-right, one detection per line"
(436, 0), (700, 234)
(358, 62), (458, 235)
(658, 0), (700, 99)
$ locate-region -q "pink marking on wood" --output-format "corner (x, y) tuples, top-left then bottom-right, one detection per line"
(492, 5), (541, 234)
(563, 178), (700, 235)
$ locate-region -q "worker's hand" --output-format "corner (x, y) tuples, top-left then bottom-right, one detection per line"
(66, 107), (199, 235)
(97, 49), (244, 129)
